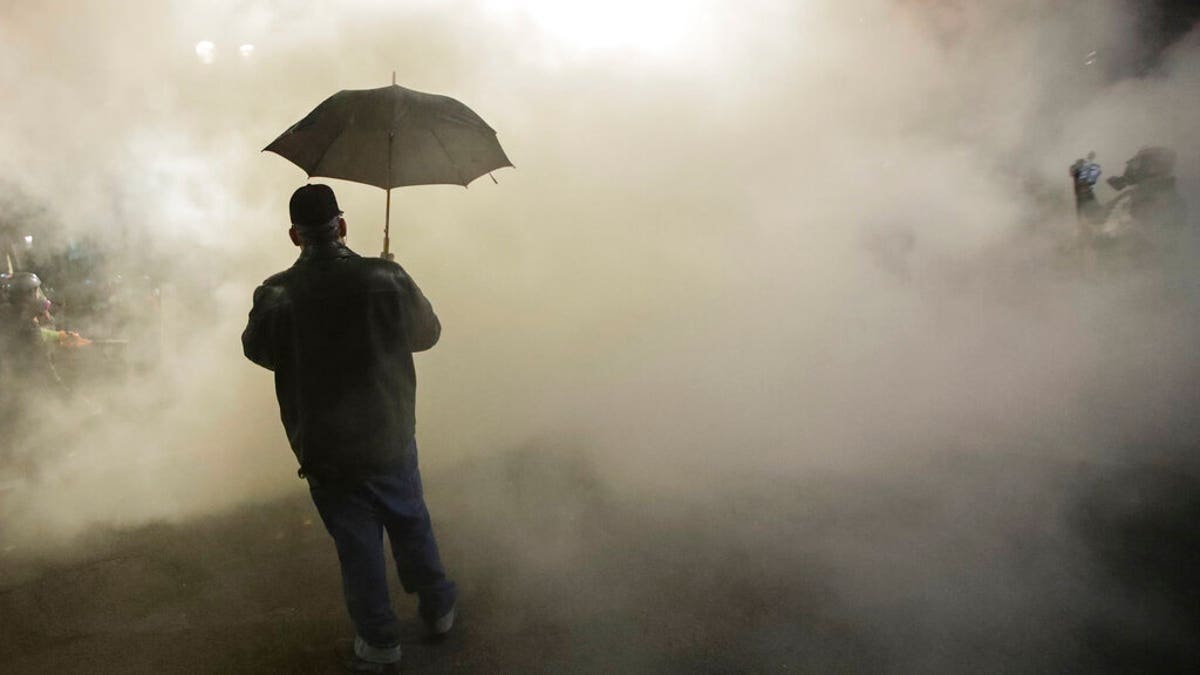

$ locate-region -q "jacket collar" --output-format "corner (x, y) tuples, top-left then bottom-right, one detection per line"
(295, 241), (358, 264)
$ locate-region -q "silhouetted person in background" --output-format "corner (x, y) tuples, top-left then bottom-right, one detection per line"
(1106, 146), (1186, 232)
(0, 272), (79, 463)
(0, 271), (83, 393)
(243, 184), (455, 673)
(1090, 146), (1189, 264)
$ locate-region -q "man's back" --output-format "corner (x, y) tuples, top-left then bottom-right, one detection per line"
(242, 241), (440, 480)
(244, 185), (457, 664)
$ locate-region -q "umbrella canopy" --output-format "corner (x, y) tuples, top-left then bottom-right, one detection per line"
(265, 82), (511, 258)
(265, 83), (512, 189)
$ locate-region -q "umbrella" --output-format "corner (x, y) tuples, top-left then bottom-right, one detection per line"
(264, 76), (512, 258)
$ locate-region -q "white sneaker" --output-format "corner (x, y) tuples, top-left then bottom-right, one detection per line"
(354, 635), (402, 664)
(428, 605), (456, 636)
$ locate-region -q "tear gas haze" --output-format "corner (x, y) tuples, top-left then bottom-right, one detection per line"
(1, 0), (1198, 671)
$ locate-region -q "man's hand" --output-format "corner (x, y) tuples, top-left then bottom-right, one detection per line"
(57, 331), (92, 348)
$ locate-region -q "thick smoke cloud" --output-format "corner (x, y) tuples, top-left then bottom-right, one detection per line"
(1, 1), (1198, 666)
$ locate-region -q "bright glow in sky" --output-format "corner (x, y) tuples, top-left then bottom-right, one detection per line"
(483, 0), (715, 59)
(194, 40), (215, 64)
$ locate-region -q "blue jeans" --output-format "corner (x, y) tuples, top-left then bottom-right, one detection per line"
(308, 446), (456, 649)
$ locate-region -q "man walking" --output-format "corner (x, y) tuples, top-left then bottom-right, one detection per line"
(243, 184), (456, 672)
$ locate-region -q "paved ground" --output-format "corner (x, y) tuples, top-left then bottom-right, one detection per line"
(2, 445), (1198, 673)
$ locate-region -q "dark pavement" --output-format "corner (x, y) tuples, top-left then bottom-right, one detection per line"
(2, 445), (1198, 673)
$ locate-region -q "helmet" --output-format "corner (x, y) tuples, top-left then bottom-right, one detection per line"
(1129, 146), (1176, 179)
(3, 272), (42, 295)
(1, 272), (50, 318)
(1107, 146), (1176, 191)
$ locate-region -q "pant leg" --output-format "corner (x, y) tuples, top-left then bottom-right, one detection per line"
(309, 481), (402, 648)
(367, 458), (457, 622)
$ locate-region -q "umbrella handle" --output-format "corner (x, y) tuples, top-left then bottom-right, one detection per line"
(381, 188), (394, 261)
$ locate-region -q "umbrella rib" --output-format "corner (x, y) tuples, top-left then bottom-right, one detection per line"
(428, 128), (468, 186)
(309, 123), (355, 183)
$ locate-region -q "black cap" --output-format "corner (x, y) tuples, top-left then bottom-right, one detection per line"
(289, 184), (343, 229)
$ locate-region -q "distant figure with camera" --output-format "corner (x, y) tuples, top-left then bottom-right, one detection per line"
(1069, 151), (1104, 226)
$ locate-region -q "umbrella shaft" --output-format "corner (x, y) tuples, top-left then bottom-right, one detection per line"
(383, 188), (392, 259)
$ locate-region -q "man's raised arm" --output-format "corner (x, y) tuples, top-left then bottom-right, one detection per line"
(398, 272), (440, 353)
(242, 284), (284, 370)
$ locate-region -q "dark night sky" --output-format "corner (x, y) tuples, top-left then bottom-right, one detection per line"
(1132, 0), (1200, 70)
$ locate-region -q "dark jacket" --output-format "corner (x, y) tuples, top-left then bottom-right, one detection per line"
(0, 313), (66, 397)
(242, 242), (440, 481)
